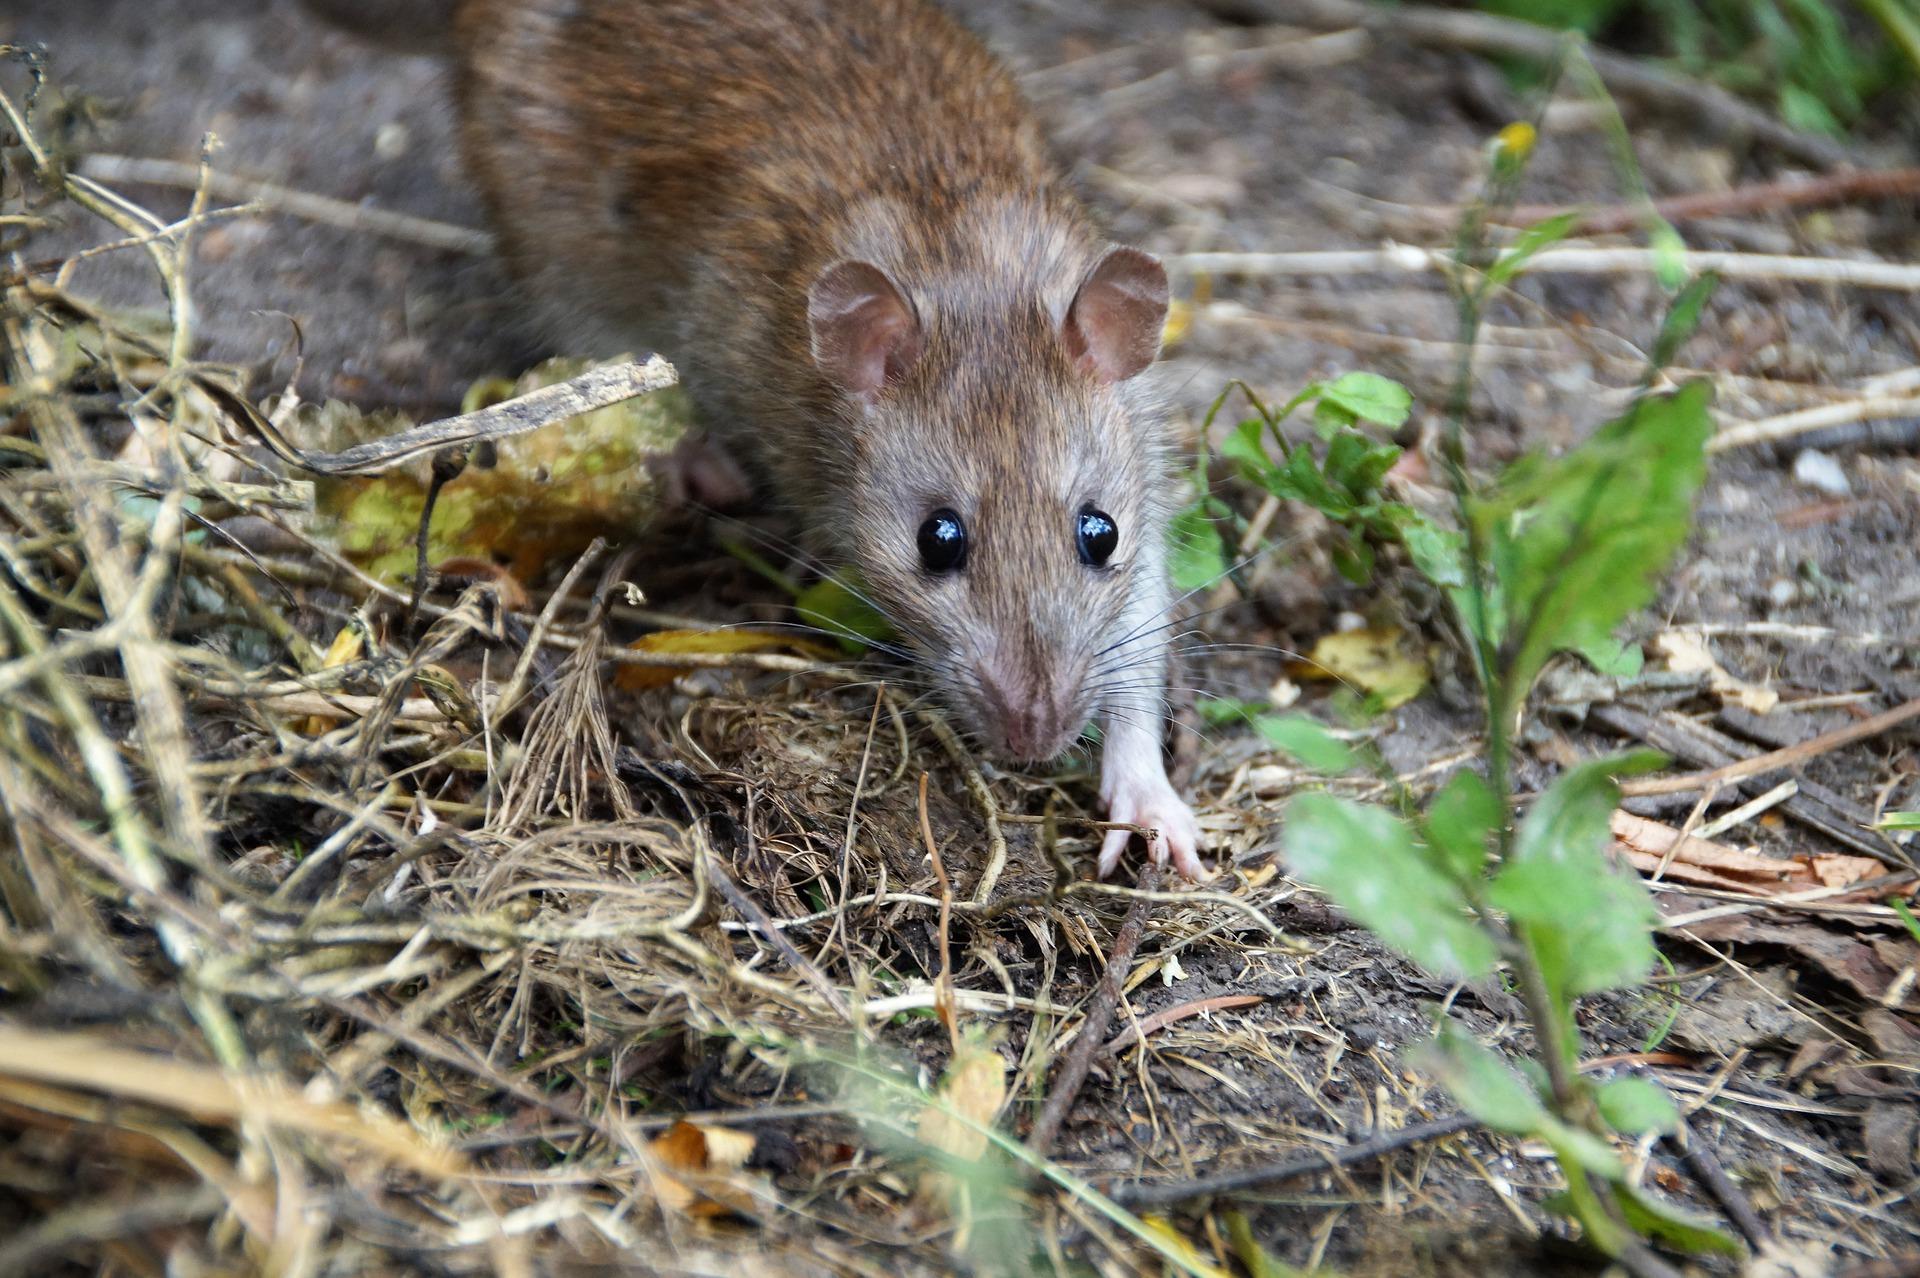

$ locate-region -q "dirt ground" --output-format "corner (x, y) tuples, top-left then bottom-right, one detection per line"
(2, 0), (1918, 1275)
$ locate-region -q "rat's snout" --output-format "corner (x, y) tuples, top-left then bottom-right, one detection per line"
(975, 660), (1081, 763)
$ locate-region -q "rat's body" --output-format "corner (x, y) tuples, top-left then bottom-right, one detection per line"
(317, 0), (1203, 877)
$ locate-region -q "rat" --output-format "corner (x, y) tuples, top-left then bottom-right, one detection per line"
(306, 0), (1206, 880)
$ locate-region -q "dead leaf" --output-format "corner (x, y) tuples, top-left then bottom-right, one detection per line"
(645, 1120), (758, 1217)
(431, 557), (531, 612)
(1732, 924), (1918, 1012)
(1666, 967), (1799, 1056)
(307, 356), (691, 583)
(0, 1028), (462, 1178)
(1612, 811), (1882, 899)
(916, 1043), (1006, 1171)
(1293, 626), (1429, 709)
(1861, 1008), (1920, 1063)
(1653, 631), (1779, 714)
(1745, 1239), (1839, 1278)
(1863, 1102), (1918, 1178)
(614, 629), (834, 691)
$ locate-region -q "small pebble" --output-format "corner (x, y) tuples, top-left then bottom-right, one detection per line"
(1792, 448), (1851, 498)
(375, 121), (411, 160)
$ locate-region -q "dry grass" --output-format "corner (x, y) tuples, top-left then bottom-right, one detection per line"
(8, 34), (1915, 1277)
(0, 56), (1348, 1277)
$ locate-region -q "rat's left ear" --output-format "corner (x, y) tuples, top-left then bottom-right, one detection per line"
(1061, 246), (1169, 384)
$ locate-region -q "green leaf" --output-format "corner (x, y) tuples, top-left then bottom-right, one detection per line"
(1167, 504), (1229, 594)
(1647, 272), (1719, 373)
(1313, 398), (1358, 440)
(1613, 1182), (1744, 1257)
(1780, 82), (1844, 136)
(1267, 446), (1355, 517)
(1331, 534), (1374, 585)
(1197, 696), (1266, 727)
(1892, 897), (1920, 946)
(1475, 0), (1628, 32)
(1510, 751), (1665, 867)
(1415, 1024), (1545, 1134)
(1538, 1116), (1630, 1181)
(1875, 811), (1920, 830)
(1649, 222), (1690, 291)
(1424, 769), (1501, 883)
(1595, 1076), (1680, 1136)
(1283, 795), (1499, 980)
(1491, 752), (1666, 996)
(1318, 372), (1413, 427)
(1487, 211), (1581, 288)
(1476, 381), (1713, 695)
(1324, 429), (1401, 502)
(1255, 714), (1358, 774)
(1576, 635), (1645, 678)
(795, 576), (894, 653)
(1219, 418), (1277, 485)
(1385, 507), (1470, 591)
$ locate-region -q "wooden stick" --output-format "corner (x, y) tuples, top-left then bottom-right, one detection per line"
(1026, 864), (1160, 1156)
(1709, 395), (1920, 453)
(1168, 244), (1920, 293)
(76, 153), (492, 254)
(1107, 1112), (1478, 1207)
(1509, 167), (1920, 237)
(1622, 696), (1920, 798)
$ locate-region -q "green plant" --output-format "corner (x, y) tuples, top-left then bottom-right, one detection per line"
(1179, 112), (1739, 1264)
(1466, 0), (1920, 135)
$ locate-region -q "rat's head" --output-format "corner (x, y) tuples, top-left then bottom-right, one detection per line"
(805, 245), (1172, 762)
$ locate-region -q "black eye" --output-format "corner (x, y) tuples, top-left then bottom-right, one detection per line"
(917, 508), (968, 573)
(1077, 505), (1119, 567)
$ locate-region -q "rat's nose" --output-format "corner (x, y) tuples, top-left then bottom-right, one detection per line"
(976, 667), (1073, 762)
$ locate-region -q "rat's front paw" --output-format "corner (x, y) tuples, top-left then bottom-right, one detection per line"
(1098, 777), (1207, 882)
(649, 431), (752, 510)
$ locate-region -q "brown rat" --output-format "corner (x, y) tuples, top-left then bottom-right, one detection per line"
(313, 0), (1204, 879)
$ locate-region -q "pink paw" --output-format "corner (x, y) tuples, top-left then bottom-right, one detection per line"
(1097, 779), (1207, 882)
(650, 432), (752, 510)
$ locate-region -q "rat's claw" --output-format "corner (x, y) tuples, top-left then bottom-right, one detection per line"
(1097, 779), (1207, 882)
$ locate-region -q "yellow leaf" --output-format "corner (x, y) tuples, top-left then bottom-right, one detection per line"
(1299, 626), (1429, 709)
(1160, 274), (1211, 350)
(319, 624), (366, 669)
(1141, 1214), (1234, 1278)
(916, 1044), (1006, 1166)
(614, 628), (833, 691)
(301, 623), (368, 734)
(1161, 298), (1193, 349)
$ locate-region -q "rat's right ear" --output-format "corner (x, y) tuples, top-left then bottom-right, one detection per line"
(1062, 246), (1169, 384)
(808, 261), (924, 400)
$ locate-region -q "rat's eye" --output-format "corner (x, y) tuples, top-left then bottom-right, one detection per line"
(917, 509), (968, 573)
(1076, 506), (1119, 567)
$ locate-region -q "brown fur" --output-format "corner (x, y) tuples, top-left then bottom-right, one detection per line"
(446, 0), (1179, 760)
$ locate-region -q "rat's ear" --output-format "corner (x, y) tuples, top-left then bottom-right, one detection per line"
(808, 260), (924, 400)
(1061, 246), (1169, 384)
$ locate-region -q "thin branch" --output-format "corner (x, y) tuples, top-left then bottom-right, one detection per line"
(1107, 1112), (1478, 1207)
(1027, 864), (1160, 1157)
(1168, 244), (1920, 293)
(76, 153), (493, 254)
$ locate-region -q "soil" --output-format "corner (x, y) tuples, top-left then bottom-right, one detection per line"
(3, 1), (1916, 1274)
